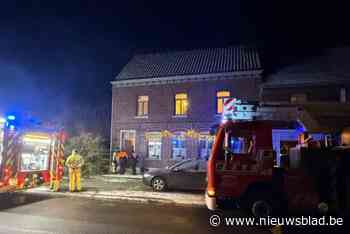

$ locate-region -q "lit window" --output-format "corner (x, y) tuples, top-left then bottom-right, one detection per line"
(175, 93), (188, 116)
(20, 135), (51, 172)
(228, 135), (255, 155)
(290, 94), (307, 104)
(137, 96), (149, 116)
(217, 91), (230, 114)
(172, 132), (187, 160)
(198, 134), (214, 160)
(147, 132), (162, 160)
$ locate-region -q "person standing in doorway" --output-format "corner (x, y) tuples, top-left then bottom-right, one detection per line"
(137, 154), (145, 174)
(129, 150), (137, 175)
(117, 150), (128, 174)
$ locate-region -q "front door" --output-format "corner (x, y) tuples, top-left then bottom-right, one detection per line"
(120, 130), (136, 153)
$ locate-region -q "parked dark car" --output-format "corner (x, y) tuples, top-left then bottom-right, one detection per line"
(142, 160), (207, 192)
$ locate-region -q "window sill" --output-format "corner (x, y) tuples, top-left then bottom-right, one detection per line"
(172, 115), (187, 118)
(134, 116), (149, 119)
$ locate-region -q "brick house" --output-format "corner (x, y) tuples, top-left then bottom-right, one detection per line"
(111, 47), (262, 168)
(111, 46), (350, 168)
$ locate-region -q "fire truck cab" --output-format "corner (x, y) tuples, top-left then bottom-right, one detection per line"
(206, 120), (326, 216)
(205, 98), (333, 216)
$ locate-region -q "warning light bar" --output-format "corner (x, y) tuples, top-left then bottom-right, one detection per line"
(7, 115), (16, 121)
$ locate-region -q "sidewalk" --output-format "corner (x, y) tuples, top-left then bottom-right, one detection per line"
(24, 186), (205, 207)
(22, 175), (205, 207)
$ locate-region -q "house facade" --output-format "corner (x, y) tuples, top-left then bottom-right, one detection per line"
(111, 46), (350, 168)
(111, 47), (262, 168)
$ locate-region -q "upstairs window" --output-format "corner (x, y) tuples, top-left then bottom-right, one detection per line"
(175, 93), (188, 116)
(290, 94), (307, 104)
(137, 96), (149, 116)
(217, 91), (230, 114)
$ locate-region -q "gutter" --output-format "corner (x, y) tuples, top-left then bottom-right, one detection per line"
(111, 70), (263, 87)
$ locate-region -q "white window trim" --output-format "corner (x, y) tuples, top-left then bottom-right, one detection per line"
(146, 131), (162, 160)
(137, 95), (149, 117)
(119, 130), (136, 151)
(171, 131), (187, 160)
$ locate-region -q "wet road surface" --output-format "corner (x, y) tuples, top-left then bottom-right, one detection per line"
(0, 192), (271, 234)
(0, 192), (348, 234)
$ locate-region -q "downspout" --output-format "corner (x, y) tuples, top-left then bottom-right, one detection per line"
(109, 84), (115, 173)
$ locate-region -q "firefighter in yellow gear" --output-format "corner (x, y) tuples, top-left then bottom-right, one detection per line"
(65, 150), (84, 192)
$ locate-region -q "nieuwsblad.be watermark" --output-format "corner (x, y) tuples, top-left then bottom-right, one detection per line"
(209, 215), (344, 227)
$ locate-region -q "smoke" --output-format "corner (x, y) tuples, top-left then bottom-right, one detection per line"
(0, 59), (71, 123)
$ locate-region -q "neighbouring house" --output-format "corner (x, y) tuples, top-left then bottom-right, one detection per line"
(111, 47), (262, 168)
(261, 47), (350, 133)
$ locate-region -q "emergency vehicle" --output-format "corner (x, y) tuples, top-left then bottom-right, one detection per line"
(205, 98), (350, 217)
(0, 114), (66, 190)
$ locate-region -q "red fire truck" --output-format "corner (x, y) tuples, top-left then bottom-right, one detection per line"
(206, 100), (350, 216)
(0, 114), (65, 190)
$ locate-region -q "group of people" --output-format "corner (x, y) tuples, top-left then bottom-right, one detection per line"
(112, 149), (145, 175)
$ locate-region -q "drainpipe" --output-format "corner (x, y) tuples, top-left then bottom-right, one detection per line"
(109, 87), (115, 173)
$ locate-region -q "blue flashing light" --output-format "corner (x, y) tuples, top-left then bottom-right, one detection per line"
(7, 115), (16, 121)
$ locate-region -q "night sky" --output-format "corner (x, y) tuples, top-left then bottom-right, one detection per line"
(0, 1), (349, 136)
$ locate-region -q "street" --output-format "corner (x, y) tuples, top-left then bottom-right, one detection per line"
(0, 192), (272, 234)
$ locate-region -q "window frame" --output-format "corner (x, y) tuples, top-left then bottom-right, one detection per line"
(146, 132), (162, 160)
(119, 130), (136, 152)
(137, 95), (149, 117)
(171, 132), (187, 160)
(198, 133), (214, 160)
(175, 93), (188, 116)
(216, 91), (231, 114)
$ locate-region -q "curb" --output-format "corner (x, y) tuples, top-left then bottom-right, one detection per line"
(22, 189), (206, 208)
(100, 175), (142, 180)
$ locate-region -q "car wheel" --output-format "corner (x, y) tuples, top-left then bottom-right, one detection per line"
(152, 177), (167, 192)
(251, 200), (273, 217)
(242, 186), (286, 217)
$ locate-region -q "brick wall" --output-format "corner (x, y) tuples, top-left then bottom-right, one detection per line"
(111, 76), (261, 167)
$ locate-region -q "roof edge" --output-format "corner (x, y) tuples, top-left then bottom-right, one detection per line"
(111, 70), (263, 87)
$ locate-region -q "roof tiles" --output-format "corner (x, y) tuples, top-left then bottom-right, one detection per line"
(116, 46), (261, 80)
